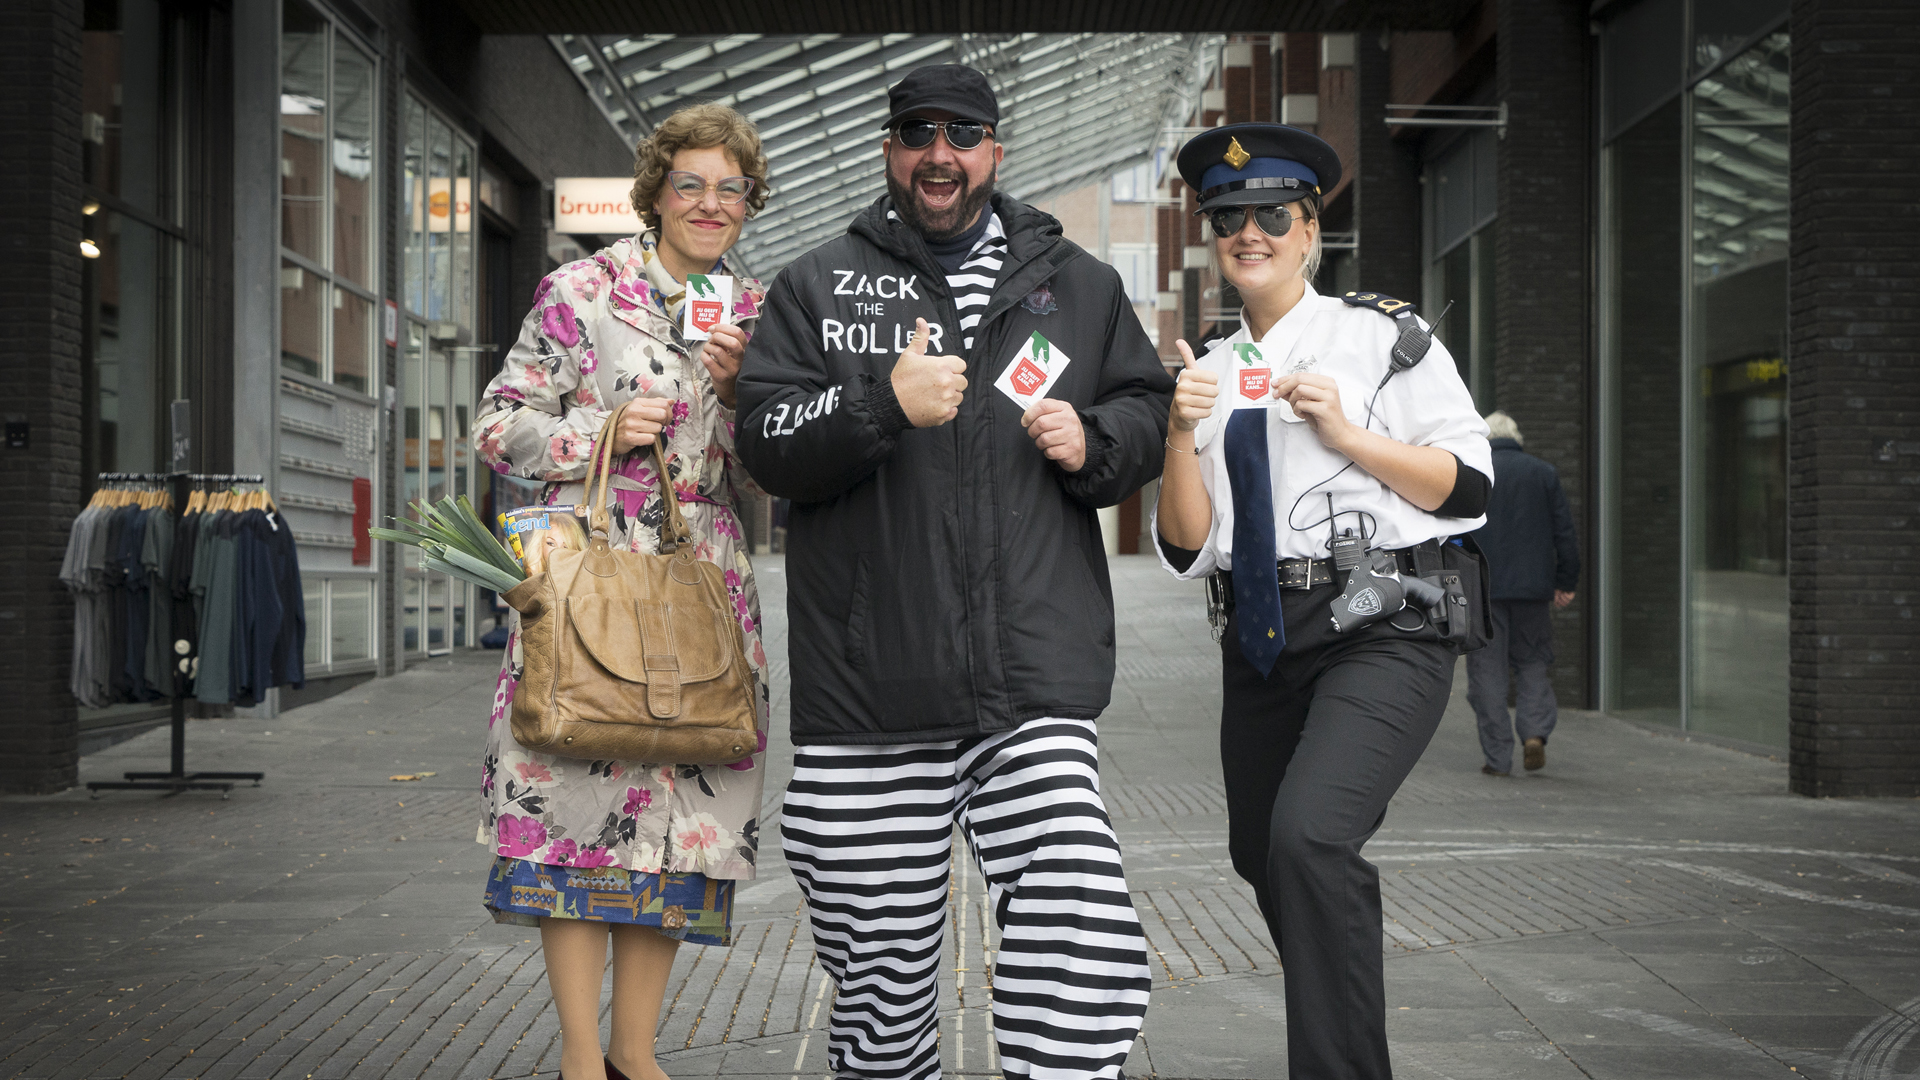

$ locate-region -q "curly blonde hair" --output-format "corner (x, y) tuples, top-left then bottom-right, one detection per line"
(630, 103), (772, 230)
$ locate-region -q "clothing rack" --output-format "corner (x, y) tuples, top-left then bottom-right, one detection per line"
(87, 470), (267, 799)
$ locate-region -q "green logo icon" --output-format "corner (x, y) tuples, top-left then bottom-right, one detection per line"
(1233, 343), (1264, 366)
(687, 274), (716, 298)
(1030, 332), (1052, 365)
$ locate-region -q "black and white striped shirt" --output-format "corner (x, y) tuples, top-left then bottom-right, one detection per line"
(891, 209), (1008, 352)
(945, 213), (1006, 352)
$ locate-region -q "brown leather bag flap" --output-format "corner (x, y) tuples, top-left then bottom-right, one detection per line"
(567, 595), (731, 684)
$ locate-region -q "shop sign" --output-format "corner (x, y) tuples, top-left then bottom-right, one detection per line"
(412, 177), (473, 234)
(384, 299), (399, 348)
(555, 178), (638, 234)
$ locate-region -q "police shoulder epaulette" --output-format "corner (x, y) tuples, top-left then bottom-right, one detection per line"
(1343, 291), (1433, 374)
(1340, 290), (1417, 319)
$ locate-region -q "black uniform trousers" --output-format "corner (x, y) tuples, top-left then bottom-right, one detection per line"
(1219, 576), (1456, 1080)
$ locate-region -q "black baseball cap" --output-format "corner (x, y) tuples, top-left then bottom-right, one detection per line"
(881, 64), (1000, 129)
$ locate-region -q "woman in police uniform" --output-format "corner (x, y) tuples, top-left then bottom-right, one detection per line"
(1154, 123), (1492, 1079)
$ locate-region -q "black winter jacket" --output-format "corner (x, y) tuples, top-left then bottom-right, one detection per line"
(1472, 437), (1581, 600)
(736, 194), (1175, 744)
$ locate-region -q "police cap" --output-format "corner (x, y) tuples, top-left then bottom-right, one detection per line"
(1176, 122), (1343, 211)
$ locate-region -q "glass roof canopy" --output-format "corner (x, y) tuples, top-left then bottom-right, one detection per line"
(553, 32), (1222, 276)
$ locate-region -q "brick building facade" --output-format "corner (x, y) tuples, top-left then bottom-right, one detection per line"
(5, 0), (1914, 795)
(1144, 0), (1915, 794)
(1, 0), (630, 793)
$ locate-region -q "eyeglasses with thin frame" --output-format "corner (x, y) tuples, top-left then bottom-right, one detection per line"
(1206, 204), (1303, 240)
(893, 118), (991, 151)
(666, 171), (755, 204)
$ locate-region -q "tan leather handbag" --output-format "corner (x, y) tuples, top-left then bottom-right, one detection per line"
(502, 401), (758, 764)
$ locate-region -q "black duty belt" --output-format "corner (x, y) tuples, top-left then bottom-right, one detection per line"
(1218, 545), (1427, 595)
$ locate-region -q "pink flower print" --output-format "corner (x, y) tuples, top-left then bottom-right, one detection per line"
(497, 814), (548, 857)
(723, 569), (741, 589)
(571, 845), (618, 868)
(580, 349), (599, 375)
(676, 821), (720, 853)
(724, 729), (767, 771)
(541, 301), (581, 348)
(752, 640), (766, 669)
(604, 762), (625, 781)
(623, 786), (652, 815)
(661, 399), (691, 440)
(549, 432), (590, 468)
(713, 512), (742, 541)
(492, 461), (511, 475)
(548, 838), (579, 865)
(513, 760), (554, 784)
(532, 275), (555, 309)
(524, 365), (550, 389)
(498, 385), (527, 403)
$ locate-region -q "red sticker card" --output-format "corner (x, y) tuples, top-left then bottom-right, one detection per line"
(1239, 367), (1271, 400)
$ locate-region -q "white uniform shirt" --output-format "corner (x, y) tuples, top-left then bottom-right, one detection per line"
(1152, 283), (1492, 580)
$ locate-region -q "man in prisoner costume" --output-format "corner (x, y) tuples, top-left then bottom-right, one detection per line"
(736, 65), (1173, 1080)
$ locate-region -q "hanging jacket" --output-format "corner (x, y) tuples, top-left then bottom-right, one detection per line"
(736, 193), (1174, 744)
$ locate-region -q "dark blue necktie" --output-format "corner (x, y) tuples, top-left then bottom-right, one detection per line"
(1225, 410), (1283, 676)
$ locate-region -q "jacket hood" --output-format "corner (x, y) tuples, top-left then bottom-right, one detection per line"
(850, 191), (1065, 271)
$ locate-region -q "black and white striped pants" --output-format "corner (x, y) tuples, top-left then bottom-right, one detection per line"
(782, 717), (1151, 1080)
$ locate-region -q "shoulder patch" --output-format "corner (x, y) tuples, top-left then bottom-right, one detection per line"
(1341, 290), (1417, 318)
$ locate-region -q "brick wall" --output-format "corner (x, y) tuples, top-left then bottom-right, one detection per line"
(1787, 0), (1920, 796)
(0, 0), (85, 793)
(1352, 33), (1422, 304)
(1495, 0), (1593, 707)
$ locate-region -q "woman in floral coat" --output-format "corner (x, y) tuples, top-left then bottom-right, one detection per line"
(472, 103), (772, 1080)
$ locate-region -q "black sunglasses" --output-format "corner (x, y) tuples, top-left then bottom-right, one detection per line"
(1206, 204), (1300, 240)
(894, 118), (990, 151)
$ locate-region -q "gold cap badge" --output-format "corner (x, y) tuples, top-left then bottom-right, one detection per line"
(1223, 137), (1251, 170)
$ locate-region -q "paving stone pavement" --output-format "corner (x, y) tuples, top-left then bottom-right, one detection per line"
(6, 555), (1920, 1080)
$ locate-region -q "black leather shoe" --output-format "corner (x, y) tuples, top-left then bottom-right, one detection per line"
(604, 1056), (633, 1080)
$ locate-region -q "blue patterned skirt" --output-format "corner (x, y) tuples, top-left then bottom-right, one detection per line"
(482, 857), (735, 946)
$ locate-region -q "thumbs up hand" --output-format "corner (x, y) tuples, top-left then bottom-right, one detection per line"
(1169, 339), (1219, 434)
(890, 318), (968, 427)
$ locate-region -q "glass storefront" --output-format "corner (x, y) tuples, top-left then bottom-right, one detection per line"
(279, 0), (383, 675)
(1598, 0), (1789, 745)
(82, 0), (180, 479)
(401, 94), (481, 655)
(1424, 125), (1499, 409)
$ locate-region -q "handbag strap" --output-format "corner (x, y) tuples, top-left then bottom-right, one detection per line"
(588, 401), (694, 553)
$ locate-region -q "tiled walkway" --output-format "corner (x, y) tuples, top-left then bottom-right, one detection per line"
(5, 556), (1919, 1079)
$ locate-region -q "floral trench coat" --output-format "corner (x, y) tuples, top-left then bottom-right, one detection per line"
(472, 232), (769, 881)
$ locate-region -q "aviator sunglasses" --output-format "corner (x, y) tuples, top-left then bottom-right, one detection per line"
(666, 171), (755, 204)
(893, 118), (991, 151)
(1207, 204), (1301, 240)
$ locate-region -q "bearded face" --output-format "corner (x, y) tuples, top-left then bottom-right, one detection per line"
(885, 129), (999, 241)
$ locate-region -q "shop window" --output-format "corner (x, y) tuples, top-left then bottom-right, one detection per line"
(277, 0), (379, 394)
(1597, 10), (1790, 746)
(1601, 0), (1684, 141)
(1601, 99), (1685, 726)
(400, 94), (481, 656)
(82, 0), (180, 480)
(1423, 127), (1497, 408)
(1685, 31), (1789, 747)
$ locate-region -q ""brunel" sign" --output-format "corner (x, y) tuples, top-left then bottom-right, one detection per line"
(554, 178), (638, 235)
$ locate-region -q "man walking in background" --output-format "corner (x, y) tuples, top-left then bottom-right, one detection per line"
(1468, 411), (1580, 776)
